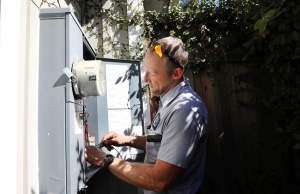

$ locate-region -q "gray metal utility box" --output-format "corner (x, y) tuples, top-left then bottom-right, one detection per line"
(38, 8), (96, 194)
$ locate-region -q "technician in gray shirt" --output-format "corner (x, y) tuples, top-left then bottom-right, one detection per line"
(85, 36), (209, 194)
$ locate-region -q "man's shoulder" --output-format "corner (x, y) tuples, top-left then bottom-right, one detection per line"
(176, 87), (203, 105)
(170, 87), (208, 120)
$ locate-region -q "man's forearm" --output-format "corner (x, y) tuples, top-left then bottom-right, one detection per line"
(125, 135), (147, 150)
(85, 143), (184, 193)
(109, 158), (167, 193)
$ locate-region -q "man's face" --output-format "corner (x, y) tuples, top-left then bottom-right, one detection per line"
(144, 51), (174, 96)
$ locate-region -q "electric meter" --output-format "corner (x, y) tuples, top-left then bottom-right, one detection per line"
(72, 59), (106, 99)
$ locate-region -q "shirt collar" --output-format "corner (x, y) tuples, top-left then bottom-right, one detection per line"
(160, 79), (190, 107)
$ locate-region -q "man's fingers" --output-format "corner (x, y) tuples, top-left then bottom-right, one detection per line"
(101, 133), (115, 146)
(105, 145), (113, 151)
(84, 145), (107, 168)
(104, 139), (119, 146)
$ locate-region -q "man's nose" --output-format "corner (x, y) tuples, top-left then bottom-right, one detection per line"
(144, 72), (149, 83)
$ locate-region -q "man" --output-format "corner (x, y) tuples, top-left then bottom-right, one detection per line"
(85, 36), (209, 194)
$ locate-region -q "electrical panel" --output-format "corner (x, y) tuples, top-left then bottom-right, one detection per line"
(38, 8), (100, 193)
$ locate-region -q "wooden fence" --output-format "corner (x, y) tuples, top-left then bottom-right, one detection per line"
(184, 61), (300, 194)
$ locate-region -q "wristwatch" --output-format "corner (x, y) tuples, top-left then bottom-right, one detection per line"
(104, 154), (114, 169)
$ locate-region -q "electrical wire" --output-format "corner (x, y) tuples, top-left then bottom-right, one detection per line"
(95, 143), (124, 160)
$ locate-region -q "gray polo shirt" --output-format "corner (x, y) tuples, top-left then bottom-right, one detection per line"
(144, 79), (209, 194)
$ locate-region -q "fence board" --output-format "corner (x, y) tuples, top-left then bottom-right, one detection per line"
(189, 61), (299, 194)
(190, 62), (262, 194)
(188, 69), (223, 194)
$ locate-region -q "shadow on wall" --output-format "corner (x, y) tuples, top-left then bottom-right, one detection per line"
(128, 25), (145, 58)
(115, 63), (144, 127)
(76, 140), (85, 191)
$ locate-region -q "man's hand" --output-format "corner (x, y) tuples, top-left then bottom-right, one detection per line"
(101, 131), (130, 151)
(85, 145), (106, 168)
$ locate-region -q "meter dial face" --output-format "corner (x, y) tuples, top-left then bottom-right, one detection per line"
(71, 60), (106, 98)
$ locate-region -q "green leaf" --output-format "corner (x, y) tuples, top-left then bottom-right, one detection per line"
(183, 30), (189, 35)
(292, 5), (300, 16)
(286, 35), (293, 44)
(278, 22), (286, 31)
(292, 55), (300, 59)
(266, 52), (275, 65)
(265, 10), (277, 18)
(254, 19), (263, 30)
(292, 31), (300, 42)
(293, 134), (300, 141)
(268, 20), (277, 27)
(293, 142), (300, 149)
(242, 53), (249, 61)
(287, 1), (296, 7)
(169, 30), (175, 36)
(270, 35), (281, 47)
(259, 21), (267, 33)
(293, 19), (300, 29)
(280, 36), (286, 45)
(272, 140), (283, 146)
(280, 7), (290, 13)
(250, 45), (255, 53)
(295, 47), (300, 55)
(243, 41), (252, 48)
(285, 64), (291, 72)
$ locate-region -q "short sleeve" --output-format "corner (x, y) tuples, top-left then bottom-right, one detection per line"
(157, 107), (205, 168)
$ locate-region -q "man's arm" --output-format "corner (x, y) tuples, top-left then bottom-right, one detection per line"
(110, 158), (185, 193)
(85, 146), (185, 193)
(124, 135), (147, 150)
(101, 131), (146, 150)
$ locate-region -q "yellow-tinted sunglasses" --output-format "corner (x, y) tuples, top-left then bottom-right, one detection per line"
(153, 42), (183, 70)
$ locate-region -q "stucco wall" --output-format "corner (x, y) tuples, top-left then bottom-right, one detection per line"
(0, 0), (21, 193)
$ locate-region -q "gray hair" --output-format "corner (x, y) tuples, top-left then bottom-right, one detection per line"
(156, 36), (188, 75)
(147, 36), (189, 75)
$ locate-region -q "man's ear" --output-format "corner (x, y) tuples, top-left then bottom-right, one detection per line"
(173, 68), (183, 80)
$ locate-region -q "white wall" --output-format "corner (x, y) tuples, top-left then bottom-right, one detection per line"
(0, 0), (41, 193)
(1, 0), (23, 191)
(20, 1), (40, 194)
(0, 0), (2, 41)
(0, 0), (22, 193)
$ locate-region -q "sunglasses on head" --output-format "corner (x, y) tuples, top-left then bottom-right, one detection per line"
(149, 41), (183, 70)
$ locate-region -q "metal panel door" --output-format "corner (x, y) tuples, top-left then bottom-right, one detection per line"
(39, 8), (89, 194)
(38, 13), (67, 194)
(65, 13), (86, 194)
